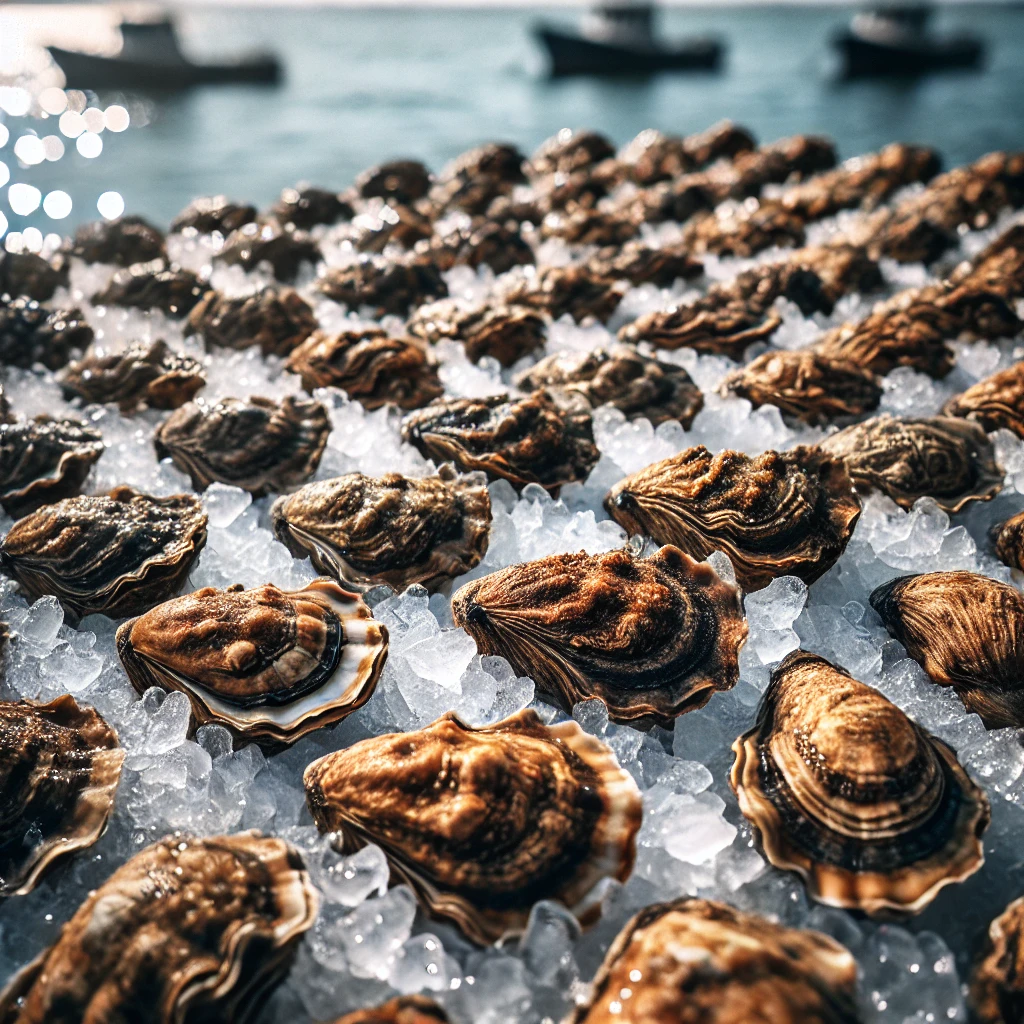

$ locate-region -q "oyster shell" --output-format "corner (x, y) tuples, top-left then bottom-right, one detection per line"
(0, 418), (105, 517)
(357, 159), (433, 203)
(401, 390), (599, 493)
(992, 509), (1024, 570)
(943, 361), (1024, 437)
(502, 265), (627, 324)
(407, 301), (547, 367)
(70, 214), (166, 266)
(217, 224), (322, 282)
(970, 895), (1024, 1024)
(60, 339), (205, 413)
(0, 296), (93, 370)
(92, 258), (206, 317)
(605, 445), (861, 592)
(568, 896), (859, 1024)
(820, 415), (1003, 512)
(187, 286), (318, 356)
(0, 695), (123, 898)
(620, 129), (697, 184)
(330, 996), (449, 1024)
(682, 201), (807, 258)
(453, 546), (746, 726)
(170, 195), (257, 234)
(515, 345), (704, 428)
(427, 222), (534, 275)
(270, 186), (354, 229)
(316, 254), (448, 316)
(870, 571), (1024, 728)
(531, 129), (616, 176)
(584, 239), (703, 287)
(0, 251), (68, 302)
(116, 578), (388, 746)
(272, 465), (491, 592)
(154, 395), (329, 496)
(0, 487), (208, 620)
(285, 328), (443, 410)
(0, 832), (317, 1023)
(303, 707), (642, 944)
(541, 206), (639, 247)
(731, 650), (989, 915)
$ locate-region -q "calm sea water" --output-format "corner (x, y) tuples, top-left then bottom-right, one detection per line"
(4, 3), (1024, 232)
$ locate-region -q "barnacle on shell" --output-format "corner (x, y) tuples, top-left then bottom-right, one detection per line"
(943, 361), (1024, 438)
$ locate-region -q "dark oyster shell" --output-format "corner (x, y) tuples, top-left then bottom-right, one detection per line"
(347, 201), (433, 254)
(272, 465), (490, 592)
(569, 897), (859, 1024)
(0, 418), (105, 517)
(820, 415), (1003, 512)
(515, 344), (704, 428)
(620, 129), (697, 185)
(541, 206), (639, 247)
(682, 120), (757, 167)
(531, 129), (616, 176)
(682, 200), (807, 258)
(992, 509), (1024, 571)
(430, 144), (526, 216)
(116, 578), (387, 745)
(944, 361), (1024, 437)
(60, 339), (205, 413)
(0, 487), (208, 620)
(732, 650), (989, 915)
(92, 259), (206, 317)
(727, 134), (838, 195)
(407, 301), (547, 367)
(357, 160), (433, 203)
(285, 328), (443, 410)
(605, 445), (861, 592)
(0, 251), (68, 302)
(155, 395), (329, 496)
(187, 286), (318, 357)
(970, 895), (1024, 1024)
(870, 571), (1024, 728)
(0, 695), (122, 898)
(453, 546), (746, 726)
(401, 390), (599, 493)
(426, 221), (534, 275)
(316, 255), (447, 316)
(0, 832), (317, 1024)
(303, 707), (641, 944)
(0, 296), (93, 370)
(217, 225), (322, 282)
(270, 186), (354, 229)
(70, 215), (166, 266)
(584, 240), (703, 287)
(502, 265), (626, 324)
(330, 997), (449, 1024)
(170, 195), (257, 235)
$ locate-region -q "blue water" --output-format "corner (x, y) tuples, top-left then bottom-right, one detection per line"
(5, 3), (1024, 232)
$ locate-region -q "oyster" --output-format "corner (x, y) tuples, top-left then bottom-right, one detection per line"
(453, 546), (746, 726)
(116, 578), (388, 745)
(187, 286), (318, 357)
(0, 695), (123, 898)
(170, 195), (257, 234)
(681, 120), (757, 166)
(620, 129), (697, 184)
(285, 328), (443, 410)
(731, 650), (989, 915)
(357, 159), (433, 203)
(502, 265), (627, 323)
(272, 465), (491, 592)
(0, 251), (68, 302)
(682, 201), (807, 258)
(0, 487), (208, 620)
(0, 296), (93, 370)
(217, 224), (322, 282)
(401, 390), (599, 493)
(0, 418), (105, 517)
(568, 897), (859, 1024)
(92, 258), (206, 317)
(316, 254), (448, 316)
(992, 509), (1024, 570)
(970, 895), (1024, 1024)
(303, 707), (641, 944)
(585, 239), (703, 287)
(541, 206), (639, 247)
(820, 415), (1003, 512)
(870, 571), (1024, 728)
(60, 339), (205, 413)
(270, 186), (354, 229)
(154, 395), (329, 496)
(531, 129), (616, 176)
(943, 361), (1024, 437)
(605, 445), (861, 592)
(0, 832), (317, 1023)
(515, 345), (704, 428)
(427, 222), (534, 275)
(330, 996), (449, 1024)
(70, 214), (166, 266)
(407, 301), (547, 367)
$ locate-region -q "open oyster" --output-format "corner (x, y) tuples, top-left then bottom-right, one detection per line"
(154, 395), (329, 496)
(568, 897), (859, 1024)
(407, 301), (547, 367)
(1, 487), (207, 620)
(993, 509), (1024, 570)
(401, 390), (599, 493)
(870, 571), (1024, 728)
(731, 650), (989, 916)
(272, 466), (490, 592)
(606, 446), (861, 592)
(285, 328), (443, 410)
(60, 339), (205, 413)
(0, 296), (93, 370)
(0, 418), (105, 517)
(453, 546), (746, 725)
(116, 577), (388, 745)
(0, 832), (317, 1023)
(187, 286), (318, 356)
(217, 224), (322, 282)
(92, 259), (206, 317)
(943, 361), (1024, 437)
(0, 695), (123, 898)
(970, 895), (1024, 1024)
(303, 707), (641, 944)
(820, 415), (1003, 512)
(331, 996), (449, 1024)
(70, 214), (166, 266)
(515, 344), (704, 428)
(170, 194), (257, 234)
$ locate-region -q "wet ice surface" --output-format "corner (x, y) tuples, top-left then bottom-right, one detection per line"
(2, 211), (1024, 1024)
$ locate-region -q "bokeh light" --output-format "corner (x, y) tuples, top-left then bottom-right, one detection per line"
(0, 87), (31, 117)
(38, 87), (68, 116)
(76, 132), (103, 158)
(8, 183), (42, 215)
(13, 135), (45, 166)
(82, 107), (105, 134)
(21, 227), (43, 253)
(0, 125), (8, 149)
(97, 190), (125, 219)
(42, 136), (65, 161)
(104, 105), (130, 132)
(59, 111), (85, 139)
(65, 90), (87, 114)
(43, 190), (73, 219)
(0, 162), (9, 189)
(4, 232), (23, 253)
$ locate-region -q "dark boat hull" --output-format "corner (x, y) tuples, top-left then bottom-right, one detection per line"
(834, 31), (983, 77)
(48, 46), (281, 89)
(534, 25), (722, 77)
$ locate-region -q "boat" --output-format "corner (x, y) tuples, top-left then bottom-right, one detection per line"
(833, 4), (983, 77)
(533, 2), (723, 78)
(48, 14), (281, 90)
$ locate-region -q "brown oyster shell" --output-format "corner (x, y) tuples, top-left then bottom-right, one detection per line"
(70, 214), (166, 266)
(944, 361), (1024, 437)
(502, 265), (627, 324)
(217, 224), (322, 282)
(531, 129), (616, 176)
(605, 445), (861, 592)
(401, 390), (599, 493)
(568, 897), (859, 1024)
(0, 487), (208, 620)
(116, 577), (387, 746)
(0, 695), (123, 898)
(0, 418), (105, 518)
(820, 414), (1003, 512)
(870, 571), (1024, 729)
(272, 465), (490, 592)
(187, 286), (318, 357)
(170, 195), (257, 234)
(731, 650), (989, 916)
(357, 159), (433, 203)
(316, 254), (447, 316)
(585, 239), (703, 287)
(0, 251), (68, 302)
(993, 509), (1024, 571)
(92, 259), (206, 317)
(970, 895), (1024, 1024)
(330, 996), (449, 1024)
(452, 545), (747, 726)
(0, 832), (317, 1024)
(682, 201), (807, 259)
(407, 301), (547, 367)
(60, 339), (205, 413)
(271, 186), (354, 229)
(0, 297), (94, 371)
(426, 222), (534, 275)
(515, 345), (704, 428)
(541, 206), (639, 247)
(154, 394), (329, 496)
(285, 328), (443, 410)
(303, 707), (641, 944)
